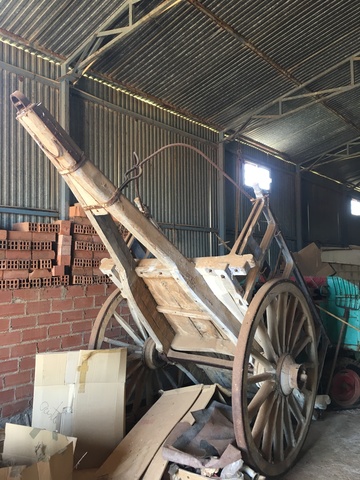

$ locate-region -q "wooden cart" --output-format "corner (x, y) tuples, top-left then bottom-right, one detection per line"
(11, 91), (327, 477)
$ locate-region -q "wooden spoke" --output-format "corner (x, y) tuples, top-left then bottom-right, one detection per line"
(252, 391), (276, 447)
(248, 380), (275, 421)
(277, 292), (289, 355)
(113, 311), (144, 346)
(288, 393), (306, 425)
(255, 320), (278, 362)
(288, 313), (306, 352)
(273, 396), (285, 462)
(250, 348), (276, 372)
(262, 396), (280, 460)
(292, 335), (312, 359)
(285, 296), (299, 351)
(284, 397), (296, 448)
(266, 301), (281, 356)
(247, 371), (276, 384)
(232, 279), (318, 477)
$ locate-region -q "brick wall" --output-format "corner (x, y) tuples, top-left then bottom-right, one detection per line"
(0, 283), (117, 420)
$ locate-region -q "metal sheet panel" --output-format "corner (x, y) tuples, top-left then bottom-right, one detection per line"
(0, 44), (60, 228)
(70, 85), (220, 257)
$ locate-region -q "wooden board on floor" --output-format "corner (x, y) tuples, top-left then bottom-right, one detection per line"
(96, 384), (216, 480)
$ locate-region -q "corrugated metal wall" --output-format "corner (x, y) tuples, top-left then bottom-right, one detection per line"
(0, 43), (220, 257)
(225, 141), (360, 254)
(225, 142), (297, 255)
(0, 42), (60, 227)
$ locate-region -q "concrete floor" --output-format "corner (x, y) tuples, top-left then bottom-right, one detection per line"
(278, 409), (360, 479)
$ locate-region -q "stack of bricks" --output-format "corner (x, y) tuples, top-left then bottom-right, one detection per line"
(69, 204), (112, 285)
(0, 222), (70, 290)
(0, 204), (114, 289)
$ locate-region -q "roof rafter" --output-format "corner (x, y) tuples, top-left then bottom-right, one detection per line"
(186, 0), (360, 140)
(63, 0), (181, 81)
(226, 53), (360, 139)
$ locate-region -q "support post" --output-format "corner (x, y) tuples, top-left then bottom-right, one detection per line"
(217, 133), (226, 255)
(295, 165), (303, 251)
(59, 64), (71, 219)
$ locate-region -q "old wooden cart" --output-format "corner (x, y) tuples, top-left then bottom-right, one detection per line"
(11, 91), (327, 477)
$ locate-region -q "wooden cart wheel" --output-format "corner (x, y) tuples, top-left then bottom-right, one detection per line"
(89, 288), (203, 426)
(232, 279), (318, 477)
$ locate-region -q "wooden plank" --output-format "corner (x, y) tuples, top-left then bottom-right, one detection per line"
(142, 385), (217, 480)
(95, 385), (206, 480)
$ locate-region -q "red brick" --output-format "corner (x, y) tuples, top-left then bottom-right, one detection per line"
(11, 315), (37, 330)
(62, 310), (83, 323)
(13, 289), (40, 301)
(22, 326), (47, 342)
(38, 311), (61, 325)
(49, 323), (71, 336)
(94, 295), (108, 307)
(84, 308), (100, 320)
(29, 269), (52, 279)
(87, 284), (106, 296)
(5, 250), (32, 260)
(61, 334), (83, 349)
(0, 347), (10, 359)
(0, 359), (18, 374)
(0, 230), (7, 240)
(0, 388), (15, 404)
(20, 355), (36, 370)
(106, 284), (117, 294)
(72, 319), (93, 333)
(2, 399), (31, 418)
(73, 250), (92, 259)
(13, 222), (36, 232)
(12, 342), (37, 357)
(57, 255), (72, 265)
(0, 291), (13, 304)
(57, 245), (71, 256)
(83, 332), (91, 344)
(66, 285), (86, 298)
(40, 287), (63, 299)
(0, 251), (5, 260)
(15, 384), (34, 400)
(0, 303), (25, 317)
(52, 265), (65, 276)
(37, 338), (61, 352)
(93, 251), (109, 260)
(72, 267), (93, 276)
(58, 235), (72, 245)
(74, 296), (94, 309)
(0, 331), (22, 347)
(31, 231), (56, 242)
(4, 370), (31, 387)
(3, 269), (29, 280)
(73, 234), (92, 242)
(54, 220), (71, 235)
(0, 318), (10, 331)
(27, 300), (50, 315)
(31, 250), (55, 260)
(8, 231), (33, 241)
(51, 298), (73, 312)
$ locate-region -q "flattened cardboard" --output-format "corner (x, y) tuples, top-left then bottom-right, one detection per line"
(0, 424), (75, 480)
(96, 384), (223, 480)
(32, 349), (127, 469)
(293, 243), (334, 276)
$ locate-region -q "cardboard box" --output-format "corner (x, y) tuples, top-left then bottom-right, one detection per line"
(293, 242), (334, 276)
(32, 349), (127, 469)
(0, 423), (75, 480)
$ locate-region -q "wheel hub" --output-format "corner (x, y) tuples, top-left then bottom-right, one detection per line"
(142, 338), (167, 370)
(277, 353), (307, 396)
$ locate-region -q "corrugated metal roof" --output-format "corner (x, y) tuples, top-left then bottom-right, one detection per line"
(2, 0), (360, 187)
